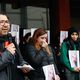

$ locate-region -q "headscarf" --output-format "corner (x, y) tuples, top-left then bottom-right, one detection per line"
(68, 27), (79, 40)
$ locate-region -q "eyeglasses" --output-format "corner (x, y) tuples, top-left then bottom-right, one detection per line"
(0, 20), (10, 25)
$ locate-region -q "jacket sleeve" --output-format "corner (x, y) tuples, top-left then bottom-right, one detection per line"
(14, 41), (27, 65)
(24, 44), (44, 67)
(60, 42), (74, 71)
(0, 49), (14, 71)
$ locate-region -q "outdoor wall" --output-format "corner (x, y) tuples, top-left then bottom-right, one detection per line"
(27, 6), (49, 29)
(0, 3), (49, 29)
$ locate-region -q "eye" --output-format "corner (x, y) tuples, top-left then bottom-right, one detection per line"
(41, 37), (44, 39)
(0, 20), (9, 24)
(41, 37), (47, 39)
(0, 20), (4, 23)
(5, 20), (9, 23)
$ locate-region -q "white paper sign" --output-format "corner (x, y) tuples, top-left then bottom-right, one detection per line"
(60, 31), (68, 46)
(42, 64), (56, 80)
(69, 50), (79, 68)
(10, 24), (20, 45)
(17, 65), (34, 70)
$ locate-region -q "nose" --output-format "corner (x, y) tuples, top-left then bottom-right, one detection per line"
(3, 23), (10, 29)
(2, 22), (6, 26)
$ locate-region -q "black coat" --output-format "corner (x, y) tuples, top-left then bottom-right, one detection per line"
(0, 35), (27, 80)
(24, 43), (59, 80)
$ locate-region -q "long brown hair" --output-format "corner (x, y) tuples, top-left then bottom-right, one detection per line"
(32, 28), (47, 44)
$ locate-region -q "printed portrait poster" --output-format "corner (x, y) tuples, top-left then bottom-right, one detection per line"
(42, 64), (56, 80)
(69, 50), (80, 68)
(60, 31), (68, 47)
(46, 30), (50, 44)
(10, 24), (20, 45)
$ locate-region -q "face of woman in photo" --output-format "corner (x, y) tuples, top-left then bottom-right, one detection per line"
(71, 32), (78, 41)
(37, 33), (48, 46)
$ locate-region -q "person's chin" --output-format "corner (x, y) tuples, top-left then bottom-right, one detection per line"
(2, 31), (8, 35)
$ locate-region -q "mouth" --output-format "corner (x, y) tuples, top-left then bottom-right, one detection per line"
(2, 29), (8, 34)
(2, 28), (8, 31)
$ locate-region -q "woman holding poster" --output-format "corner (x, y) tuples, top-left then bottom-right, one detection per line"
(24, 28), (60, 80)
(60, 27), (80, 80)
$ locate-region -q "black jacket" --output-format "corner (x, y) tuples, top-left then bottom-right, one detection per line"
(24, 43), (59, 80)
(0, 34), (27, 80)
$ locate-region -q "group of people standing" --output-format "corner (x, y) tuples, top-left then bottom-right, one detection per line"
(0, 13), (80, 80)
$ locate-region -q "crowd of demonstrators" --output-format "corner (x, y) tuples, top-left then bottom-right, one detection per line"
(0, 13), (31, 80)
(23, 28), (60, 80)
(1, 12), (80, 80)
(60, 27), (80, 80)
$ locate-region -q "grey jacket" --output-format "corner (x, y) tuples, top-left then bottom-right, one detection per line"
(0, 35), (27, 80)
(24, 43), (59, 80)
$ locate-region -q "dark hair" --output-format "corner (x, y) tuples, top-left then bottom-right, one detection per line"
(68, 27), (79, 39)
(32, 28), (47, 44)
(23, 32), (31, 43)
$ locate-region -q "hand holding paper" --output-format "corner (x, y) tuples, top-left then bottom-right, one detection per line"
(17, 64), (34, 73)
(74, 67), (79, 72)
(55, 75), (60, 80)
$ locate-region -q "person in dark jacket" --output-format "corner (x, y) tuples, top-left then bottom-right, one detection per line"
(60, 27), (80, 80)
(24, 28), (60, 80)
(0, 13), (30, 80)
(19, 32), (31, 59)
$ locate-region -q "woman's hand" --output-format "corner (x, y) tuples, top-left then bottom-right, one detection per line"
(55, 75), (60, 80)
(74, 67), (80, 72)
(41, 40), (48, 48)
(41, 40), (51, 54)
